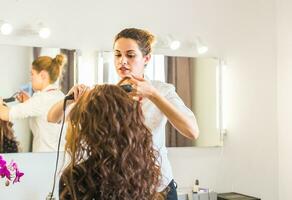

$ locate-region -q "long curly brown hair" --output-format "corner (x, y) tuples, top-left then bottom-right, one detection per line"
(60, 84), (161, 200)
(0, 119), (19, 153)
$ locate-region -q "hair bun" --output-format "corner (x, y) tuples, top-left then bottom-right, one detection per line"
(54, 54), (67, 66)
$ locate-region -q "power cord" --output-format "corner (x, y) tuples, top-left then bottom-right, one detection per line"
(47, 94), (73, 200)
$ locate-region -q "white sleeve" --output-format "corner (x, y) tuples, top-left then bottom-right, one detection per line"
(164, 84), (195, 118)
(9, 94), (44, 120)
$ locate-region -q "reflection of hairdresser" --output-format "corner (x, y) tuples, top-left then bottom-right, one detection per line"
(0, 54), (66, 152)
(0, 110), (19, 153)
(59, 84), (162, 200)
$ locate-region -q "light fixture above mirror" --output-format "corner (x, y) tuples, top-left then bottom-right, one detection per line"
(0, 20), (51, 39)
(194, 37), (208, 54)
(0, 21), (13, 35)
(166, 35), (181, 50)
(154, 34), (209, 55)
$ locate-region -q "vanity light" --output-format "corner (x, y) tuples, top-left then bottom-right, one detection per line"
(155, 35), (210, 52)
(0, 20), (52, 39)
(170, 40), (181, 50)
(197, 45), (208, 54)
(0, 22), (13, 35)
(165, 35), (181, 50)
(38, 27), (51, 39)
(154, 35), (181, 50)
(195, 37), (208, 54)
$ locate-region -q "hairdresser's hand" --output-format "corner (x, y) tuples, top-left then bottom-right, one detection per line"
(128, 75), (158, 100)
(67, 84), (89, 102)
(0, 97), (9, 121)
(16, 91), (30, 103)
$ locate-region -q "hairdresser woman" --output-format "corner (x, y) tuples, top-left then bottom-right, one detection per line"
(113, 28), (199, 200)
(48, 28), (199, 200)
(0, 54), (66, 152)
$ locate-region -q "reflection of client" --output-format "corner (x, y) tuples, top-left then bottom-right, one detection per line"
(0, 54), (66, 152)
(0, 114), (19, 153)
(59, 84), (162, 200)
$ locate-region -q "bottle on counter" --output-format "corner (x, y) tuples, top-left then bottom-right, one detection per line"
(192, 179), (199, 193)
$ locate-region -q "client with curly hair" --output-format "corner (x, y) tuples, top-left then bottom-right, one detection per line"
(59, 84), (162, 200)
(0, 116), (19, 153)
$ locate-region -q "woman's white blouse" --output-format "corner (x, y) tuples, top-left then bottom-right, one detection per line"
(142, 80), (195, 191)
(9, 84), (65, 152)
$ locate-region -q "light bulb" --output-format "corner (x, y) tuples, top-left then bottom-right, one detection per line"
(197, 45), (208, 54)
(170, 40), (181, 50)
(39, 27), (51, 39)
(194, 37), (209, 54)
(0, 23), (13, 35)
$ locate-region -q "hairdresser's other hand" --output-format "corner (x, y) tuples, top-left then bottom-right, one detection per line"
(128, 75), (158, 99)
(0, 97), (9, 121)
(67, 84), (89, 102)
(16, 91), (30, 103)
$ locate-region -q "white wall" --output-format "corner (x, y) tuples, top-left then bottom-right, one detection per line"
(0, 0), (279, 199)
(168, 1), (278, 198)
(0, 153), (59, 200)
(276, 1), (292, 200)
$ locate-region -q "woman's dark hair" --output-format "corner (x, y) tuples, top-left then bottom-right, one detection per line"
(60, 84), (161, 200)
(114, 28), (155, 56)
(0, 118), (19, 153)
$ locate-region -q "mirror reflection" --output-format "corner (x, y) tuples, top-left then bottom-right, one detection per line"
(0, 44), (75, 153)
(0, 44), (222, 153)
(90, 52), (223, 147)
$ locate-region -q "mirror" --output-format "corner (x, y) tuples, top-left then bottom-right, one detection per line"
(0, 44), (76, 153)
(76, 51), (223, 147)
(0, 44), (223, 153)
